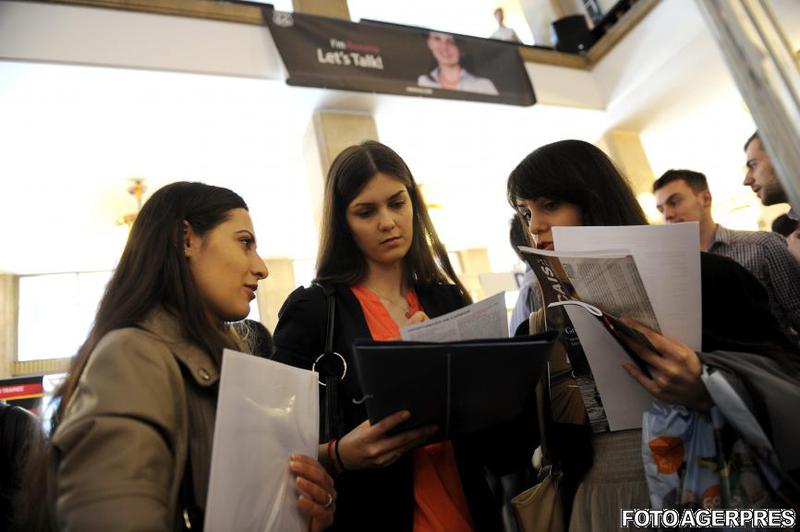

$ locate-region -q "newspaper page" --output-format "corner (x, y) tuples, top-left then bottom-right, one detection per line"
(518, 246), (658, 432)
(519, 247), (660, 331)
(400, 291), (508, 342)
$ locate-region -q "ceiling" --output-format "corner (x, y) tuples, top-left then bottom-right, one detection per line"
(0, 0), (794, 275)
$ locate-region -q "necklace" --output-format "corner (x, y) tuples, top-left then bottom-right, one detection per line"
(370, 288), (411, 318)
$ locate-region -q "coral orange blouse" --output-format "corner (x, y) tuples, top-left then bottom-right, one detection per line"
(350, 286), (474, 532)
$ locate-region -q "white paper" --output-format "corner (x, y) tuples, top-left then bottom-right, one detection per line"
(550, 224), (701, 431)
(400, 292), (508, 342)
(205, 350), (319, 532)
(552, 223), (701, 349)
(565, 305), (655, 431)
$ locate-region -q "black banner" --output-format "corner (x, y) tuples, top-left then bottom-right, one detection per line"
(265, 9), (536, 107)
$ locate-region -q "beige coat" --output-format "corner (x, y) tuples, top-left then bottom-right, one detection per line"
(53, 308), (229, 531)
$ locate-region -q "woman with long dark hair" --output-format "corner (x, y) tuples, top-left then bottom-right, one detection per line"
(273, 141), (536, 531)
(507, 139), (800, 529)
(18, 182), (335, 531)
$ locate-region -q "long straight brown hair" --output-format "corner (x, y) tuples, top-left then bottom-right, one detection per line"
(16, 181), (249, 531)
(57, 181), (248, 420)
(316, 141), (471, 303)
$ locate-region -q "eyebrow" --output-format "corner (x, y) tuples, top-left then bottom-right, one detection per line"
(351, 189), (406, 209)
(657, 192), (679, 208)
(235, 229), (256, 242)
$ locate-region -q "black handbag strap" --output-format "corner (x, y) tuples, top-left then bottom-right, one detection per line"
(322, 283), (335, 355)
(312, 282), (345, 441)
(536, 366), (553, 466)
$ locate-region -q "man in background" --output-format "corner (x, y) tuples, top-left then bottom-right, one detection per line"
(490, 7), (521, 43)
(654, 168), (800, 344)
(743, 131), (795, 217)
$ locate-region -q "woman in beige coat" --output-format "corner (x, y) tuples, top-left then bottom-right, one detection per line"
(18, 182), (335, 531)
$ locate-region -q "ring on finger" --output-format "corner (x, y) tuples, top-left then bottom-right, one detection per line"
(323, 492), (334, 509)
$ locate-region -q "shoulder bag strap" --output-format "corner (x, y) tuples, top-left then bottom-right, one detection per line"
(536, 368), (553, 468)
(312, 282), (344, 441)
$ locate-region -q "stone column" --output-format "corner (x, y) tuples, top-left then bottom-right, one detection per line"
(292, 0), (350, 20)
(0, 275), (19, 378)
(600, 129), (660, 222)
(601, 130), (656, 196)
(257, 258), (296, 333)
(303, 110), (379, 228)
(456, 248), (491, 301)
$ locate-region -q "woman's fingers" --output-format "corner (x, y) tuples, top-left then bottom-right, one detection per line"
(379, 424), (438, 453)
(406, 311), (429, 325)
(297, 494), (334, 529)
(295, 476), (335, 509)
(622, 362), (662, 397)
(289, 454), (334, 491)
(619, 317), (689, 361)
(617, 317), (684, 374)
(291, 455), (336, 530)
(338, 412), (438, 470)
(364, 410), (412, 439)
(369, 425), (438, 467)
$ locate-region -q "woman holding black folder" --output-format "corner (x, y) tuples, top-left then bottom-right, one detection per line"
(506, 139), (799, 530)
(273, 141), (538, 531)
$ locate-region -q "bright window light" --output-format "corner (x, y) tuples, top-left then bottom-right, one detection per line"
(18, 272), (111, 361)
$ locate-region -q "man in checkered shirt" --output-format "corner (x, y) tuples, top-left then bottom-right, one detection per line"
(653, 168), (800, 345)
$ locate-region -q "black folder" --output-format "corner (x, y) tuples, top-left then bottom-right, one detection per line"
(351, 331), (559, 439)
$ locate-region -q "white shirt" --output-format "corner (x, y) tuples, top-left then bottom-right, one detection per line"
(417, 68), (499, 96)
(490, 26), (521, 43)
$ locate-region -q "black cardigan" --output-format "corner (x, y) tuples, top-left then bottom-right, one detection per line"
(272, 282), (538, 531)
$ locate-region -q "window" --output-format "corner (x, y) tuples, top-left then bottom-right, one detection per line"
(17, 272), (112, 361)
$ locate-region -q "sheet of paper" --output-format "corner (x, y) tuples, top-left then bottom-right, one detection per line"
(553, 223), (701, 349)
(205, 350), (319, 532)
(565, 306), (654, 430)
(400, 292), (508, 342)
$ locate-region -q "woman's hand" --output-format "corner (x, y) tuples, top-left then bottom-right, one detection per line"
(618, 318), (714, 411)
(406, 311), (429, 325)
(290, 454), (336, 531)
(337, 410), (438, 470)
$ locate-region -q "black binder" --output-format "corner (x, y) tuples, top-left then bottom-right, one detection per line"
(351, 331), (559, 439)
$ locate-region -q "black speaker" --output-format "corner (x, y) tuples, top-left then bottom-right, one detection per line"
(552, 15), (595, 53)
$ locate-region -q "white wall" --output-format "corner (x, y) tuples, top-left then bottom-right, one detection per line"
(0, 1), (283, 78)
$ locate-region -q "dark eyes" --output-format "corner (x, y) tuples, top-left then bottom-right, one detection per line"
(518, 200), (558, 221)
(240, 238), (254, 249)
(354, 200), (405, 218)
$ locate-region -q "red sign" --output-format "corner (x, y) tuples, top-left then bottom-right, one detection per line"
(0, 380), (44, 400)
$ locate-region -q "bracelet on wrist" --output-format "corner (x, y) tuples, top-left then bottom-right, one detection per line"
(334, 437), (347, 473)
(326, 439), (342, 474)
